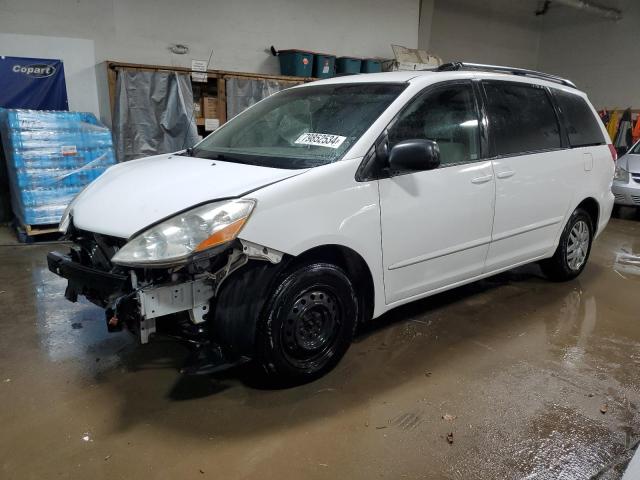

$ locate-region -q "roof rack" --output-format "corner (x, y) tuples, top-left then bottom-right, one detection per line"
(435, 62), (577, 89)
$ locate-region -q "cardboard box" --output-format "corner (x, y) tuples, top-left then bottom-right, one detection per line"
(203, 96), (217, 119)
(382, 45), (442, 71)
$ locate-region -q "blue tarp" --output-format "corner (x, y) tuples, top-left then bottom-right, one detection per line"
(0, 56), (68, 110)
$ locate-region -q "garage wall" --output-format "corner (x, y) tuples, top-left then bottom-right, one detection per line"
(419, 0), (541, 69)
(537, 0), (634, 109)
(2, 0), (632, 117)
(418, 0), (629, 109)
(0, 0), (419, 118)
(0, 33), (100, 115)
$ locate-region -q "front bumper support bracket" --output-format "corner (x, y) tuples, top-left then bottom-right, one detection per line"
(137, 278), (215, 343)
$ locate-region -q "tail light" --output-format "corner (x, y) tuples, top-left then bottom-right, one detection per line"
(608, 144), (618, 162)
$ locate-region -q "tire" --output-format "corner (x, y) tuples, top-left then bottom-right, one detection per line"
(540, 208), (593, 281)
(256, 262), (358, 384)
(213, 261), (286, 358)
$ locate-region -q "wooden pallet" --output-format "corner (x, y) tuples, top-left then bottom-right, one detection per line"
(22, 223), (59, 236)
(14, 222), (61, 243)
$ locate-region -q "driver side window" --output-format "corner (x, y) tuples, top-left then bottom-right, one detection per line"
(388, 83), (481, 167)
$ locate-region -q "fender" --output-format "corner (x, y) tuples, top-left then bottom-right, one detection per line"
(239, 158), (387, 317)
(552, 144), (615, 250)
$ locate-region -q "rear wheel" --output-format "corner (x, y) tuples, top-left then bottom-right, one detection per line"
(257, 262), (358, 384)
(540, 208), (593, 281)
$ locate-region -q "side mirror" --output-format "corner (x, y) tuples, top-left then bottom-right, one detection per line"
(374, 135), (389, 166)
(388, 139), (440, 173)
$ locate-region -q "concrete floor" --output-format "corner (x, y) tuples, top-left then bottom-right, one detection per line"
(0, 213), (639, 480)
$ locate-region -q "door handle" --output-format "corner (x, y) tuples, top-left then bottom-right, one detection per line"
(471, 174), (493, 184)
(496, 170), (515, 179)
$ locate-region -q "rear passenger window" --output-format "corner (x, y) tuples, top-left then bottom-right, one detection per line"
(553, 90), (605, 147)
(484, 82), (562, 156)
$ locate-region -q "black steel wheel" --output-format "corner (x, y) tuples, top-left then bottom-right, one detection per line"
(257, 262), (358, 383)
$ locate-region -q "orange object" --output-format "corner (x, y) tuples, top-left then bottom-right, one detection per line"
(632, 114), (640, 144)
(195, 218), (247, 252)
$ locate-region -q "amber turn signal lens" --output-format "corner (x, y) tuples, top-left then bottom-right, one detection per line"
(194, 217), (248, 252)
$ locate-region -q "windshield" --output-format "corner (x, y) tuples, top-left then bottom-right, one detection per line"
(631, 141), (640, 154)
(191, 83), (407, 169)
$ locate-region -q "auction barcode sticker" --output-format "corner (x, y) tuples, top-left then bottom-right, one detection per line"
(294, 133), (347, 149)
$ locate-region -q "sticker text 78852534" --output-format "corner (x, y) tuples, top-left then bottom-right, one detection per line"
(294, 133), (347, 149)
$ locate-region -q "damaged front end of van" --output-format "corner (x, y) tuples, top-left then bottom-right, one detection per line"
(46, 154), (295, 374)
(48, 198), (287, 374)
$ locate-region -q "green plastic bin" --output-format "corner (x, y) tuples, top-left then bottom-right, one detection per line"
(361, 59), (382, 73)
(313, 54), (335, 78)
(278, 49), (314, 77)
(336, 57), (362, 75)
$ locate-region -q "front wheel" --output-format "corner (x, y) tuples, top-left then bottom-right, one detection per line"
(540, 208), (593, 281)
(256, 262), (358, 384)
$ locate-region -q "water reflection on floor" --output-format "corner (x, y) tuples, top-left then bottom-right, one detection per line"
(0, 215), (639, 479)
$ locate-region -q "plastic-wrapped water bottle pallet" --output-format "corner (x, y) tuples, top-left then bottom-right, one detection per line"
(13, 220), (62, 244)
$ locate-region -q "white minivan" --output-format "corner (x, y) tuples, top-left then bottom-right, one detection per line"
(48, 63), (615, 383)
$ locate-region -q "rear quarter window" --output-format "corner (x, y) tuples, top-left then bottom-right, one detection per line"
(553, 90), (605, 147)
(484, 82), (562, 157)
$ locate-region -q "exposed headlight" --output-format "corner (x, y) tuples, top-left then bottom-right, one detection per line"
(111, 199), (255, 266)
(614, 165), (630, 183)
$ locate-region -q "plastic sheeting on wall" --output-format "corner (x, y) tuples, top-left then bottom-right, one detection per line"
(113, 70), (199, 162)
(226, 77), (298, 120)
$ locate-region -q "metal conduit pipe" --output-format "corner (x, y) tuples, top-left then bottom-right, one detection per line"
(552, 0), (623, 21)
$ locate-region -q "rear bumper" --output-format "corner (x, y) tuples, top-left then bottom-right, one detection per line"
(47, 251), (128, 299)
(612, 182), (640, 206)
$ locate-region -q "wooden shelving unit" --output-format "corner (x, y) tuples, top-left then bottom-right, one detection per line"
(105, 61), (314, 136)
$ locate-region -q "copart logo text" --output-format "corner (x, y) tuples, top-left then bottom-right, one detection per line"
(12, 64), (56, 78)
